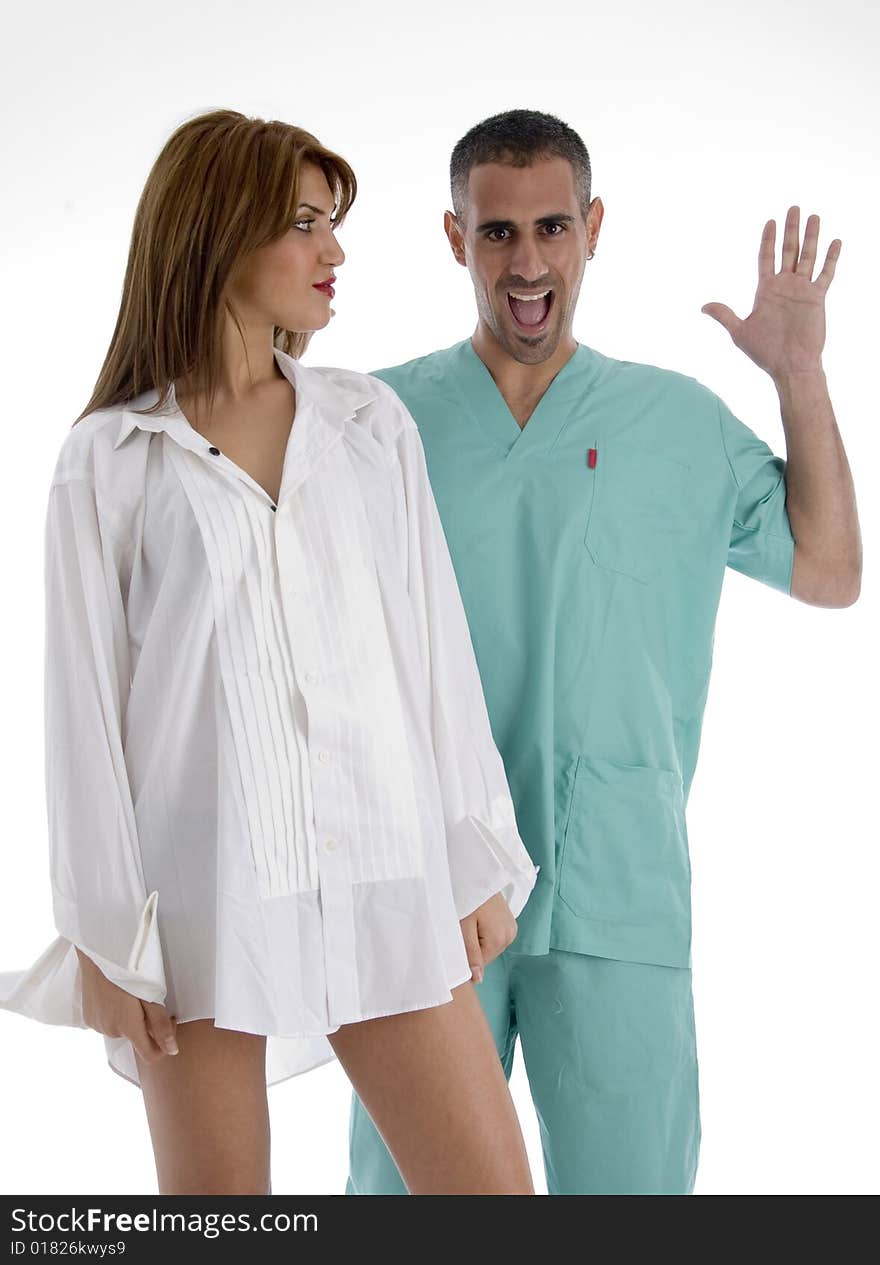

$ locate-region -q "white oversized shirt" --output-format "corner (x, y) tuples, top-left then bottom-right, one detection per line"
(0, 347), (538, 1088)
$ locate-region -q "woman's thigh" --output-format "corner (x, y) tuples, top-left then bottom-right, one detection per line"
(327, 979), (533, 1195)
(136, 1019), (270, 1195)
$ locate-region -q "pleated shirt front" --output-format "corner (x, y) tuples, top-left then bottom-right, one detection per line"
(0, 347), (538, 1088)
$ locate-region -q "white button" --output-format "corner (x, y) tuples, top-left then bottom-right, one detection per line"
(317, 749), (330, 764)
(305, 671), (319, 684)
(325, 838), (338, 852)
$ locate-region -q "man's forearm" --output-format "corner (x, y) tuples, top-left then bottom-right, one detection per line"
(774, 367), (861, 606)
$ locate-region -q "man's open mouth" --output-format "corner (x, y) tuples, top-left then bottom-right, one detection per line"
(507, 289), (554, 329)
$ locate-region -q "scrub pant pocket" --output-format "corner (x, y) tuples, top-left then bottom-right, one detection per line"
(345, 947), (700, 1195)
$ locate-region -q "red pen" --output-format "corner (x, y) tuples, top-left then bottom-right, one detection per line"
(588, 447), (597, 469)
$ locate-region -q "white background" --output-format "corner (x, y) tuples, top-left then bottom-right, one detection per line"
(1, 0), (876, 1196)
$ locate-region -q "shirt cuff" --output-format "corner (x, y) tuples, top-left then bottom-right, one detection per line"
(446, 812), (540, 921)
(0, 891), (167, 1028)
(70, 889), (167, 1006)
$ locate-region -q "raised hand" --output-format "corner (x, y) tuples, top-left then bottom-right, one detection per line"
(701, 206), (841, 379)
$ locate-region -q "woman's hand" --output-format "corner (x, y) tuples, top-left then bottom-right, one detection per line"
(460, 891), (518, 984)
(76, 947), (179, 1063)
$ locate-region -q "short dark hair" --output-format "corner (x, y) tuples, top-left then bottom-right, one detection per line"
(450, 109), (592, 222)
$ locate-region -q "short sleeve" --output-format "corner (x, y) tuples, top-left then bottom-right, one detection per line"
(717, 394), (796, 594)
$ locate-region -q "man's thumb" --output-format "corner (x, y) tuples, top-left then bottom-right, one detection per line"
(701, 302), (739, 335)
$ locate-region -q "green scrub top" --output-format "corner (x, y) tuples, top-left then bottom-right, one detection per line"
(370, 338), (795, 968)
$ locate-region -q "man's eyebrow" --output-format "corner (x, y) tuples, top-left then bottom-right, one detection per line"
(475, 212), (577, 233)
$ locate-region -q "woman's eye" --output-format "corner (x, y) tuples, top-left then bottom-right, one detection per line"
(293, 219), (315, 232)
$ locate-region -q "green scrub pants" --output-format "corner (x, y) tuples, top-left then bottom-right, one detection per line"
(345, 947), (701, 1195)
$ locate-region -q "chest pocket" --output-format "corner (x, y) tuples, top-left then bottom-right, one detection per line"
(584, 438), (694, 584)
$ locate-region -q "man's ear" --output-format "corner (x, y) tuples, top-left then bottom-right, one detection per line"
(443, 210), (467, 267)
(586, 195), (605, 254)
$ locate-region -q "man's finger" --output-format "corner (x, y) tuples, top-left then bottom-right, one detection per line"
(781, 204), (800, 271)
(796, 213), (820, 278)
(700, 302), (740, 337)
(815, 239), (842, 292)
(758, 218), (775, 279)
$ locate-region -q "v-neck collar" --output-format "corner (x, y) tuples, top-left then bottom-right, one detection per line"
(449, 337), (600, 459)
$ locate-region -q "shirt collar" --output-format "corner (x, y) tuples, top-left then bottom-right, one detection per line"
(113, 347), (378, 451)
(450, 338), (601, 459)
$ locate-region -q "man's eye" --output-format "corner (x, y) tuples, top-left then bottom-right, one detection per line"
(487, 229), (510, 242)
(543, 223), (566, 235)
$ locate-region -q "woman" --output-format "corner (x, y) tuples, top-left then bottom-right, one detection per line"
(0, 109), (539, 1195)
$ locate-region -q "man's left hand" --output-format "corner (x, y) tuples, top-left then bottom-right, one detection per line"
(701, 205), (841, 379)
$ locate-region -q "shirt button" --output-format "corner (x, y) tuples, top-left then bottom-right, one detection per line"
(317, 749), (331, 764)
(305, 670), (319, 684)
(208, 446), (220, 455)
(270, 504), (277, 512)
(325, 838), (338, 852)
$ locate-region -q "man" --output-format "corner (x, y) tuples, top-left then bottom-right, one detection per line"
(345, 109), (861, 1195)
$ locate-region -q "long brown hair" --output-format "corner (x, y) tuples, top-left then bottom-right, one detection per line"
(76, 109), (356, 423)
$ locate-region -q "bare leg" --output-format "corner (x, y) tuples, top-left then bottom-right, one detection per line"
(328, 979), (533, 1194)
(136, 1019), (270, 1195)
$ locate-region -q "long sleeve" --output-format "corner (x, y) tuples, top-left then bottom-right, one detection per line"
(0, 476), (166, 1027)
(391, 407), (539, 922)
